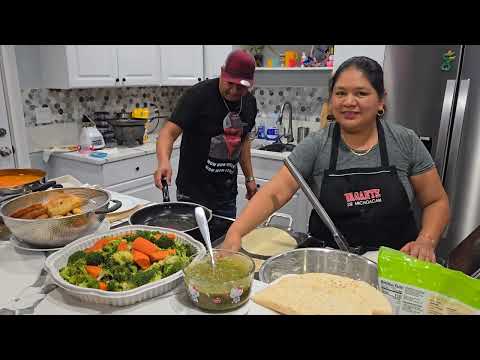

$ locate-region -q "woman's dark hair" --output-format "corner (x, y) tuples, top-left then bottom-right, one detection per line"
(328, 56), (385, 99)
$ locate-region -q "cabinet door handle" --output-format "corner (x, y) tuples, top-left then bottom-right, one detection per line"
(122, 78), (126, 82)
(205, 77), (209, 80)
(115, 78), (119, 83)
(197, 77), (202, 82)
(135, 166), (140, 171)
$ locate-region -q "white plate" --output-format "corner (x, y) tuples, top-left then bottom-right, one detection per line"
(9, 219), (110, 253)
(107, 192), (143, 214)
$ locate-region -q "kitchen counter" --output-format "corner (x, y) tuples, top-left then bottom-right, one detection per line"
(51, 137), (291, 166)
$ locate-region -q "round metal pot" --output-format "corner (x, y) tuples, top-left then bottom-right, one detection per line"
(0, 188), (121, 248)
(258, 247), (378, 288)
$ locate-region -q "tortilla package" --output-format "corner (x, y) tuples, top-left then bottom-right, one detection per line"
(377, 246), (480, 315)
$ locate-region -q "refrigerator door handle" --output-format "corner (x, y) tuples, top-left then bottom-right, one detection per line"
(435, 79), (457, 181)
(444, 79), (471, 197)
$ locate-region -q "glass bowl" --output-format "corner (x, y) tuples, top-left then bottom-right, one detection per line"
(183, 249), (255, 312)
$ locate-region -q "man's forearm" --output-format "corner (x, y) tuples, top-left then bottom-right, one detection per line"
(239, 139), (254, 179)
(156, 121), (180, 165)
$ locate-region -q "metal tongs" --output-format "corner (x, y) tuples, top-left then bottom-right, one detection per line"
(284, 157), (351, 253)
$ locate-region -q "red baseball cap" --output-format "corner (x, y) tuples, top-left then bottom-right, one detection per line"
(221, 49), (256, 88)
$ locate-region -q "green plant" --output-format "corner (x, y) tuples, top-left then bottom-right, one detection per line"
(248, 45), (265, 55)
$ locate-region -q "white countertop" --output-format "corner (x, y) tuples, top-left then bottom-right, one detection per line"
(50, 137), (290, 165)
(33, 280), (277, 315)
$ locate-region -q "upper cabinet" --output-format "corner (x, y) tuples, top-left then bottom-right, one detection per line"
(36, 45), (161, 88)
(333, 45), (386, 72)
(160, 45), (233, 86)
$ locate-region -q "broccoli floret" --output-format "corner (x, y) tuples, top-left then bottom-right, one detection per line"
(174, 240), (195, 258)
(131, 269), (157, 287)
(85, 252), (105, 266)
(67, 250), (87, 265)
(102, 239), (121, 255)
(123, 233), (138, 242)
(111, 251), (134, 266)
(163, 255), (190, 277)
(109, 265), (133, 281)
(152, 235), (175, 249)
(105, 280), (135, 292)
(135, 230), (157, 242)
(59, 262), (98, 289)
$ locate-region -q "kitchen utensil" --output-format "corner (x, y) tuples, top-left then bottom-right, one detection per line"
(240, 213), (312, 261)
(0, 168), (47, 195)
(44, 225), (206, 306)
(183, 249), (255, 311)
(258, 248), (378, 288)
(195, 207), (215, 269)
(284, 157), (351, 252)
(0, 188), (121, 248)
(9, 218), (111, 253)
(129, 179), (212, 236)
(297, 126), (310, 143)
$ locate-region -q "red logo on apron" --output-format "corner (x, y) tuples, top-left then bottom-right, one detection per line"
(344, 188), (382, 207)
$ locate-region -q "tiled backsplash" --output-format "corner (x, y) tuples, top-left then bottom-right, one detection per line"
(23, 85), (328, 153)
(22, 86), (188, 127)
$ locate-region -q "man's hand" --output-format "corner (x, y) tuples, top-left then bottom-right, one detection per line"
(154, 162), (173, 189)
(245, 180), (258, 200)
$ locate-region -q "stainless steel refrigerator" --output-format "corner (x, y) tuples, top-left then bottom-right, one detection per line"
(383, 45), (480, 263)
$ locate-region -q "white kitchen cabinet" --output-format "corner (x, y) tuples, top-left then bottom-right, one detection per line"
(38, 45), (161, 88)
(333, 45), (386, 72)
(160, 45), (204, 86)
(160, 45), (233, 86)
(203, 45), (233, 80)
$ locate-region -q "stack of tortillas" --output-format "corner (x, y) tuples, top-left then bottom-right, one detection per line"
(252, 273), (393, 315)
(241, 227), (297, 257)
(241, 227), (298, 272)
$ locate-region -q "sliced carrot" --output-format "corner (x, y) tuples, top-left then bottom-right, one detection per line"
(150, 250), (170, 262)
(150, 248), (176, 262)
(86, 265), (102, 278)
(117, 241), (129, 251)
(132, 237), (159, 256)
(98, 281), (108, 291)
(132, 249), (151, 269)
(166, 232), (176, 240)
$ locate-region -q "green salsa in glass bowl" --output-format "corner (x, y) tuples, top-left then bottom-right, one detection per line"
(183, 249), (255, 312)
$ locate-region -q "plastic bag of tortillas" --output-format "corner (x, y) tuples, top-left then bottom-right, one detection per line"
(377, 246), (480, 315)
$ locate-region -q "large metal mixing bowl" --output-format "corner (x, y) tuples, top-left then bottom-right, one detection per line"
(0, 188), (121, 248)
(258, 247), (378, 288)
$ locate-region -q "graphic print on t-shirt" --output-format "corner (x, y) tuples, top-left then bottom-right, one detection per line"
(206, 112), (246, 176)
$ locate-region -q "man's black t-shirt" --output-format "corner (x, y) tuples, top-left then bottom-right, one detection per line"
(169, 78), (257, 208)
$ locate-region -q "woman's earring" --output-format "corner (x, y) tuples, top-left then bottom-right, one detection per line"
(377, 109), (385, 119)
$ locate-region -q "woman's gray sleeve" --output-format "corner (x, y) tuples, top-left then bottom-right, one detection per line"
(409, 130), (436, 176)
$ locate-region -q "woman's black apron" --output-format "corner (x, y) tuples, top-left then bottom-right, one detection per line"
(308, 120), (418, 253)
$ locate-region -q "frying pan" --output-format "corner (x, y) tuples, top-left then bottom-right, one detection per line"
(128, 178), (212, 235)
(0, 169), (47, 195)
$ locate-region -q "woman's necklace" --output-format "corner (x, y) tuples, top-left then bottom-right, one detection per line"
(342, 137), (376, 156)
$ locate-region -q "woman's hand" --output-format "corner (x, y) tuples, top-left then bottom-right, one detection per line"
(220, 230), (242, 252)
(400, 239), (436, 263)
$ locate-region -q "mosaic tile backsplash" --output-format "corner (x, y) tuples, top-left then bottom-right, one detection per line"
(22, 85), (329, 127)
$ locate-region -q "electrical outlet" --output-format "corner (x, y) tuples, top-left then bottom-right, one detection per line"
(35, 106), (53, 125)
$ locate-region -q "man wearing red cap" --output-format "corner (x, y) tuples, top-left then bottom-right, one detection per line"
(154, 49), (258, 218)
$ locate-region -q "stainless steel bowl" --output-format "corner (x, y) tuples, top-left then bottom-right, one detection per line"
(0, 188), (121, 248)
(258, 248), (378, 288)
